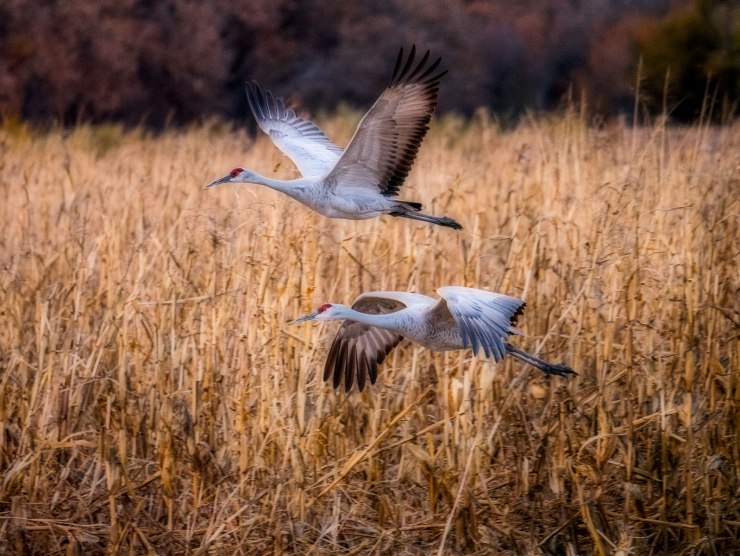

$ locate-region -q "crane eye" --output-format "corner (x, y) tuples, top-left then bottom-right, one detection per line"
(230, 167), (243, 177)
(318, 303), (332, 313)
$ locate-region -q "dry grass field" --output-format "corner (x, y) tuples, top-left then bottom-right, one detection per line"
(0, 112), (738, 555)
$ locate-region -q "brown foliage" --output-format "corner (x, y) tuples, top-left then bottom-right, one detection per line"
(0, 0), (698, 125)
(635, 0), (739, 121)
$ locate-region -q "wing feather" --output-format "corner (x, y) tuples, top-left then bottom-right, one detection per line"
(344, 339), (356, 393)
(325, 46), (447, 196)
(323, 295), (407, 392)
(324, 339), (340, 383)
(333, 341), (348, 389)
(436, 286), (526, 363)
(245, 81), (343, 178)
(356, 350), (368, 392)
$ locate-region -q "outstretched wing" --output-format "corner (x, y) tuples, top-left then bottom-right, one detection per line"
(245, 81), (343, 178)
(435, 286), (525, 362)
(324, 295), (408, 393)
(325, 46), (447, 196)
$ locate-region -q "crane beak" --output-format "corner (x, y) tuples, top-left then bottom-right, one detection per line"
(289, 310), (319, 325)
(206, 174), (232, 187)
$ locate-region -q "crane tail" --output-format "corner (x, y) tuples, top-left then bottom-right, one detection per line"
(390, 206), (463, 230)
(505, 343), (576, 377)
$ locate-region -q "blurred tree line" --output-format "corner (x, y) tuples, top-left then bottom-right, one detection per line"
(0, 0), (736, 126)
(636, 0), (738, 120)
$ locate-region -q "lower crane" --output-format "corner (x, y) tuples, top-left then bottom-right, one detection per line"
(291, 286), (576, 392)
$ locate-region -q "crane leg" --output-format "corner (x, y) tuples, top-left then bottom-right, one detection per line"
(505, 343), (576, 377)
(390, 210), (463, 230)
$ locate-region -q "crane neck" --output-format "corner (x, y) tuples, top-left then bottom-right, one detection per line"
(242, 170), (309, 196)
(338, 306), (408, 333)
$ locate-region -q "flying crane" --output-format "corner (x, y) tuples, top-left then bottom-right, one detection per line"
(208, 46), (462, 230)
(291, 286), (576, 392)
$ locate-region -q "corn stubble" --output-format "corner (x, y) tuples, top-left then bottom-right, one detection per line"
(0, 114), (738, 554)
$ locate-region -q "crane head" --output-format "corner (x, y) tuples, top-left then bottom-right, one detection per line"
(289, 303), (341, 324)
(207, 167), (245, 187)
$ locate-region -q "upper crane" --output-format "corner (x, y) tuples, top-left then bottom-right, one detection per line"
(208, 46), (462, 230)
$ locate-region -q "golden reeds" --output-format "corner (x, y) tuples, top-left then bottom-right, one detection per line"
(0, 113), (738, 554)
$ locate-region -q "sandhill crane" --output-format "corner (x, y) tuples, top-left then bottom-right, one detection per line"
(208, 46), (462, 230)
(290, 286), (576, 392)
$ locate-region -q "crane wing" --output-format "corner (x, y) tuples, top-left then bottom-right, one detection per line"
(435, 286), (526, 362)
(324, 295), (409, 393)
(246, 81), (343, 178)
(325, 46), (446, 196)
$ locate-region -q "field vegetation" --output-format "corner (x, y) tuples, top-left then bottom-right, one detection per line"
(0, 112), (738, 554)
